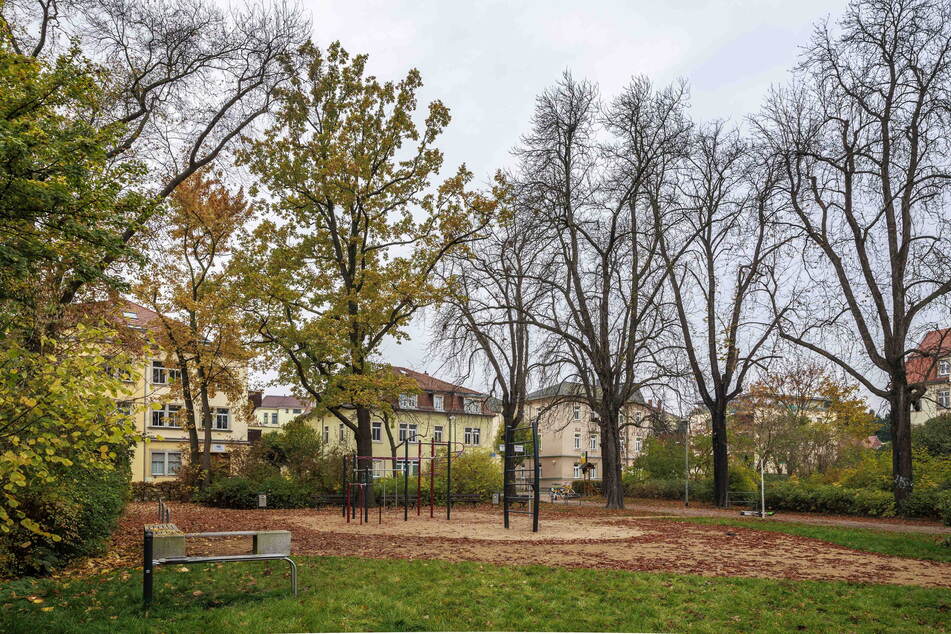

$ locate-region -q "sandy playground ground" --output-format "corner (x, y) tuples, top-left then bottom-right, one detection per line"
(97, 502), (951, 589)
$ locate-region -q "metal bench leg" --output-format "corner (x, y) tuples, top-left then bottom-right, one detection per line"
(284, 557), (298, 596)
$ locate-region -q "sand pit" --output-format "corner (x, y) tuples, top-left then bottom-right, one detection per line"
(287, 508), (645, 541)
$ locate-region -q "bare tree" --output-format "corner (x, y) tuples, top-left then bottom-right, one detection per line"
(432, 181), (549, 501)
(512, 73), (687, 508)
(757, 0), (951, 503)
(654, 123), (786, 506)
(1, 0), (308, 307)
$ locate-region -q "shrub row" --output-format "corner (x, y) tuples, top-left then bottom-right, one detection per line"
(131, 479), (196, 503)
(621, 475), (951, 524)
(198, 476), (313, 509)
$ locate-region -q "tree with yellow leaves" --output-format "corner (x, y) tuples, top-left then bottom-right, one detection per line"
(235, 41), (494, 478)
(136, 171), (253, 489)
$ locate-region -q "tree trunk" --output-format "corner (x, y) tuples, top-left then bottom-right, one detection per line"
(889, 376), (914, 506)
(355, 405), (376, 507)
(197, 367), (213, 491)
(600, 417), (625, 509)
(710, 405), (729, 507)
(176, 356), (201, 466)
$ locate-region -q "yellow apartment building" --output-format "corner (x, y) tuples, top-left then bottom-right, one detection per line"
(248, 393), (315, 442)
(525, 382), (666, 488)
(310, 367), (500, 475)
(108, 301), (251, 482)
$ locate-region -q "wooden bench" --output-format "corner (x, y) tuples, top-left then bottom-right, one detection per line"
(143, 525), (296, 608)
(726, 491), (760, 510)
(449, 494), (483, 505)
(314, 493), (346, 508)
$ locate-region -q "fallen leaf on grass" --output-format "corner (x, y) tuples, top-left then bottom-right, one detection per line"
(192, 590), (204, 597)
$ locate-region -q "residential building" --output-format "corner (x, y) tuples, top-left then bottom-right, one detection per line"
(309, 367), (499, 475)
(105, 300), (251, 482)
(249, 394), (314, 441)
(906, 328), (951, 426)
(524, 382), (665, 488)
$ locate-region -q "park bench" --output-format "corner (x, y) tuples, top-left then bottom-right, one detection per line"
(726, 491), (761, 511)
(142, 523), (297, 608)
(549, 488), (581, 504)
(314, 493), (346, 508)
(448, 494), (483, 505)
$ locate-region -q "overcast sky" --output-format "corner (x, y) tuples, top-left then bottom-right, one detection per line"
(259, 0), (850, 393)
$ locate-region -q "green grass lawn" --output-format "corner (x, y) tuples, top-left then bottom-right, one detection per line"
(1, 556), (949, 633)
(676, 517), (951, 563)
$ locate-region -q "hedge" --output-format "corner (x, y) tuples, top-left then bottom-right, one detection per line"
(131, 479), (197, 503)
(198, 476), (312, 509)
(621, 475), (951, 522)
(0, 457), (131, 577)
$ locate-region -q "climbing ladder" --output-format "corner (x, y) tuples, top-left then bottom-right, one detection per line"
(502, 417), (540, 532)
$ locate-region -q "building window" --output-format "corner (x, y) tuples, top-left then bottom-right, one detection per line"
(938, 389), (951, 409)
(434, 425), (443, 442)
(573, 404), (581, 420)
(151, 404), (181, 428)
(634, 437), (642, 453)
(398, 423), (418, 442)
(399, 394), (418, 409)
(573, 464), (581, 478)
(151, 451), (181, 477)
(339, 423), (345, 441)
(395, 460), (419, 476)
(939, 360), (950, 376)
(151, 360), (180, 384)
(293, 408), (302, 414)
(271, 412), (278, 425)
(464, 398), (481, 414)
(433, 394), (444, 410)
(261, 413), (269, 424)
(590, 465), (597, 479)
(371, 421), (382, 442)
(589, 433), (597, 450)
(464, 427), (481, 445)
(117, 401), (133, 416)
(323, 426), (329, 443)
(213, 408), (230, 430)
(573, 432), (581, 449)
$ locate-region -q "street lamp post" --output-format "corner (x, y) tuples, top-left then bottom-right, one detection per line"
(683, 419), (689, 507)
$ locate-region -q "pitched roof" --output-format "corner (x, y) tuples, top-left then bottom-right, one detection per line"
(260, 395), (312, 410)
(526, 380), (647, 405)
(390, 366), (484, 396)
(905, 328), (951, 383)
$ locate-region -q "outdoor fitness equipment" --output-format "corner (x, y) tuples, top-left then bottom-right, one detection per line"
(341, 431), (466, 525)
(502, 417), (540, 532)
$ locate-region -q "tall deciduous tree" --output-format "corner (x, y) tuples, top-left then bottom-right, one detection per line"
(513, 74), (686, 508)
(757, 0), (951, 503)
(432, 180), (548, 503)
(136, 171), (253, 489)
(236, 42), (494, 479)
(654, 123), (785, 506)
(1, 0), (307, 315)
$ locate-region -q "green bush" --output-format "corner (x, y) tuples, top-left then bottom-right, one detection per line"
(199, 475), (312, 509)
(131, 479), (197, 503)
(369, 449), (501, 503)
(570, 479), (603, 496)
(764, 480), (896, 517)
(0, 454), (131, 577)
(936, 490), (951, 526)
(914, 413), (951, 456)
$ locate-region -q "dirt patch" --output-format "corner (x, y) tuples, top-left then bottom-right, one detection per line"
(94, 502), (951, 589)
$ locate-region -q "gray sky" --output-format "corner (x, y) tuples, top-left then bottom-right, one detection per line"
(263, 0), (849, 392)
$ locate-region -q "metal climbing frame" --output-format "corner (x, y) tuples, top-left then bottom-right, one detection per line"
(341, 432), (466, 524)
(502, 417), (540, 532)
